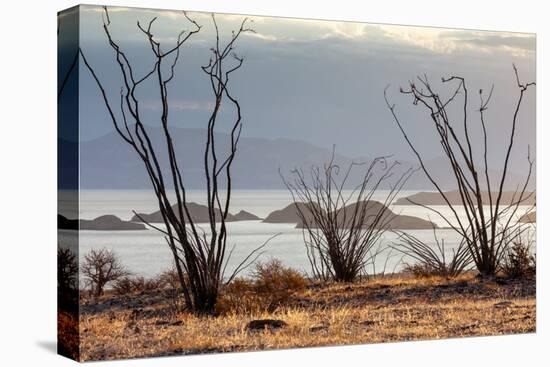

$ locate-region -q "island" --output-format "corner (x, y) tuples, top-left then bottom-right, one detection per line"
(131, 202), (261, 223)
(263, 201), (437, 230)
(58, 214), (147, 231)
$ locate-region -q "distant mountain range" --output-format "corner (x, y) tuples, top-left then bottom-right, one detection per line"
(70, 127), (534, 190)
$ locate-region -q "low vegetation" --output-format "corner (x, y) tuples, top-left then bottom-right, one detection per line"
(78, 271), (535, 361)
(70, 215), (536, 361)
(385, 67), (535, 277)
(65, 5), (536, 362)
(281, 153), (412, 283)
(501, 240), (536, 279)
(393, 231), (472, 278)
(216, 259), (307, 314)
(81, 248), (129, 299)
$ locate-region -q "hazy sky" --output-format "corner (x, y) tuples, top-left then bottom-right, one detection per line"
(64, 4), (536, 169)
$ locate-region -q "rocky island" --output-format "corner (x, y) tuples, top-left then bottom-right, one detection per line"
(263, 201), (437, 229)
(58, 214), (147, 231)
(131, 203), (261, 223)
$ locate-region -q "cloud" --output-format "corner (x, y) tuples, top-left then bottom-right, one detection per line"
(452, 33), (535, 54)
(79, 4), (534, 60)
(81, 5), (188, 19)
(80, 4), (253, 23)
(320, 22), (369, 39)
(242, 32), (278, 42)
(364, 26), (535, 57)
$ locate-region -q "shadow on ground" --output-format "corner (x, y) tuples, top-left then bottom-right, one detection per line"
(36, 340), (57, 354)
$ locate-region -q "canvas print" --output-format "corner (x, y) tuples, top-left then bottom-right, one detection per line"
(58, 4), (536, 362)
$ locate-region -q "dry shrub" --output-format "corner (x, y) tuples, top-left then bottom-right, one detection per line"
(131, 276), (165, 292)
(394, 231), (472, 279)
(82, 248), (129, 298)
(113, 272), (174, 295)
(111, 270), (186, 315)
(216, 259), (307, 315)
(502, 240), (536, 279)
(216, 278), (259, 315)
(112, 276), (134, 295)
(385, 68), (535, 277)
(158, 268), (181, 289)
(158, 268), (186, 313)
(402, 263), (445, 278)
(282, 154), (410, 283)
(253, 259), (307, 294)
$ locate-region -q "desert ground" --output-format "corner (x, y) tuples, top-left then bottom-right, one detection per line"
(60, 272), (535, 361)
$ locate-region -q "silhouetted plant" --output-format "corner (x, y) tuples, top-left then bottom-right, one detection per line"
(58, 247), (79, 311)
(385, 66), (535, 276)
(58, 247), (78, 293)
(80, 7), (266, 314)
(81, 248), (129, 299)
(282, 151), (412, 282)
(393, 230), (472, 278)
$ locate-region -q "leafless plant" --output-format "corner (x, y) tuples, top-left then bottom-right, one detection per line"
(58, 247), (79, 310)
(392, 228), (472, 278)
(282, 151), (413, 282)
(80, 7), (263, 314)
(81, 248), (129, 299)
(58, 247), (78, 293)
(384, 66), (535, 276)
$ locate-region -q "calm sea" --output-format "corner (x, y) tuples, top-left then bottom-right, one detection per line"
(58, 190), (534, 279)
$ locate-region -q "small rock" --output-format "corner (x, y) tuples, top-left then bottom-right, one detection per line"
(457, 322), (479, 332)
(494, 301), (514, 309)
(360, 320), (376, 327)
(309, 325), (329, 333)
(246, 319), (287, 331)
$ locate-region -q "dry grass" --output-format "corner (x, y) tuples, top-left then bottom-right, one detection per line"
(58, 310), (79, 360)
(77, 273), (535, 361)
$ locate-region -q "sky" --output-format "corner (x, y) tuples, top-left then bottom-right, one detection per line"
(60, 4), (536, 173)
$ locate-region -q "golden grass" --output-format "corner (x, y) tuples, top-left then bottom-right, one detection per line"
(58, 310), (80, 360)
(77, 274), (535, 361)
